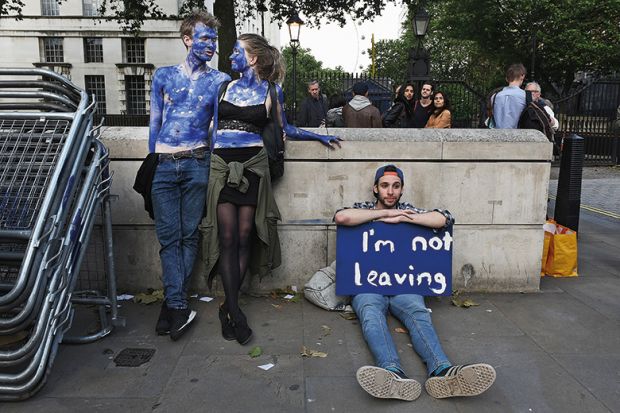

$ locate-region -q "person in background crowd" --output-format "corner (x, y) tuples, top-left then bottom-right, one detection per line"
(493, 63), (527, 128)
(425, 90), (452, 128)
(326, 94), (347, 127)
(297, 80), (328, 127)
(525, 82), (559, 131)
(342, 82), (382, 128)
(412, 82), (434, 128)
(382, 83), (415, 128)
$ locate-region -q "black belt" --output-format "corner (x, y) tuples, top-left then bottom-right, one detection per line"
(219, 119), (262, 134)
(159, 146), (209, 161)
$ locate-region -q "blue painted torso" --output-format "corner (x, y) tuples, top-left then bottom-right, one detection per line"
(214, 78), (271, 149)
(149, 63), (229, 153)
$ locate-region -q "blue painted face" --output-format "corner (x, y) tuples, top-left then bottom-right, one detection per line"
(229, 41), (249, 73)
(191, 23), (217, 63)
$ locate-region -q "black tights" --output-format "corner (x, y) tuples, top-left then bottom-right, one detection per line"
(217, 202), (255, 320)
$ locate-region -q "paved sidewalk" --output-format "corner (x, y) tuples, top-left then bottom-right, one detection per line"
(1, 170), (619, 412)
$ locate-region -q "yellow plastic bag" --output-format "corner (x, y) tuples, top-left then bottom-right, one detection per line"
(541, 220), (578, 277)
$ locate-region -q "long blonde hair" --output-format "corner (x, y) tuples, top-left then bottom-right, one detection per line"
(238, 33), (285, 84)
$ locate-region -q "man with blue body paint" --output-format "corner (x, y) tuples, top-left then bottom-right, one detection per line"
(149, 10), (230, 341)
(334, 165), (496, 401)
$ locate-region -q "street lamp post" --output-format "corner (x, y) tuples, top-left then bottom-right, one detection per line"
(408, 5), (431, 91)
(286, 12), (304, 125)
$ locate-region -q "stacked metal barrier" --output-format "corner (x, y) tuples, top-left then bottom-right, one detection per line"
(0, 68), (121, 400)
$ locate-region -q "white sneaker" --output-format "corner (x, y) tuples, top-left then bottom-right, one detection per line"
(356, 366), (421, 401)
(425, 363), (496, 398)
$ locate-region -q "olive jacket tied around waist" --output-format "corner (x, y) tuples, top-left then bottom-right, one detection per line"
(202, 148), (282, 288)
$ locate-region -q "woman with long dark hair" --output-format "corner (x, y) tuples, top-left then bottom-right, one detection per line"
(425, 90), (452, 128)
(204, 33), (340, 345)
(382, 83), (416, 128)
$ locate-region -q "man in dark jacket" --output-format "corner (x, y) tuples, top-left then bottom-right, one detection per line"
(343, 82), (383, 128)
(297, 80), (328, 127)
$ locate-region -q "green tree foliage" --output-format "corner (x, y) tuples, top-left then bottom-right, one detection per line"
(433, 0), (620, 97)
(370, 1), (620, 98)
(281, 46), (346, 109)
(371, 38), (408, 82)
(369, 4), (503, 95)
(0, 0), (25, 18)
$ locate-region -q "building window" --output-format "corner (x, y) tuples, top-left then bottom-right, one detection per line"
(85, 75), (107, 114)
(125, 75), (146, 115)
(41, 0), (60, 16)
(83, 38), (103, 63)
(82, 0), (101, 16)
(123, 38), (145, 63)
(41, 38), (64, 63)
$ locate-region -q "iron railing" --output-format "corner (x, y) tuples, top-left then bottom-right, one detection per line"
(93, 76), (620, 164)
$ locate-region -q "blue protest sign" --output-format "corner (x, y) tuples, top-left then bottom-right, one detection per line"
(336, 222), (453, 296)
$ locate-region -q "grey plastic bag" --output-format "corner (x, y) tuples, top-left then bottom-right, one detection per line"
(304, 261), (351, 311)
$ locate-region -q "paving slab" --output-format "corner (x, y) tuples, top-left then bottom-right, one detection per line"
(490, 291), (620, 355)
(553, 353), (620, 413)
(152, 354), (304, 413)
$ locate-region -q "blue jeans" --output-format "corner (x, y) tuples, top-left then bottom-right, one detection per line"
(152, 156), (209, 309)
(352, 293), (451, 376)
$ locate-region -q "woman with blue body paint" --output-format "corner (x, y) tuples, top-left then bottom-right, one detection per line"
(203, 33), (341, 345)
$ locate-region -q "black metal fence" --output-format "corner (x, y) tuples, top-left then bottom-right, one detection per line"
(95, 75), (620, 165)
(552, 79), (620, 165)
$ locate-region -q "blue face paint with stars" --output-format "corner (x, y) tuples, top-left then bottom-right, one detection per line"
(148, 23), (231, 153)
(187, 23), (218, 67)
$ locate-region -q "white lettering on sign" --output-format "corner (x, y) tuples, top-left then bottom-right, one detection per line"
(353, 262), (447, 294)
(363, 228), (395, 253)
(362, 229), (374, 252)
(375, 240), (395, 253)
(411, 232), (453, 252)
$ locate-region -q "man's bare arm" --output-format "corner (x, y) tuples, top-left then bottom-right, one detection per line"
(335, 208), (413, 226)
(380, 210), (448, 229)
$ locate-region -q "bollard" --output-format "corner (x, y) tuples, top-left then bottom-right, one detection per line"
(554, 134), (584, 232)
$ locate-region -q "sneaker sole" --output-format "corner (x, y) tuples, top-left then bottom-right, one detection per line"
(425, 364), (496, 398)
(170, 310), (197, 341)
(356, 366), (421, 401)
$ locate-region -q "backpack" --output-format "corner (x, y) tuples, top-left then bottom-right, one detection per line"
(217, 81), (285, 181)
(518, 101), (554, 143)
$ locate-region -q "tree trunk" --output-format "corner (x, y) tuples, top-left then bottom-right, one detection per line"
(213, 0), (236, 75)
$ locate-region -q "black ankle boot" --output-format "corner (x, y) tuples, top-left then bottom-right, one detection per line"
(218, 304), (236, 341)
(231, 310), (252, 345)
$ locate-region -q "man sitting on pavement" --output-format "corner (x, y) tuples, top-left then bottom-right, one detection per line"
(334, 165), (496, 401)
(342, 81), (382, 128)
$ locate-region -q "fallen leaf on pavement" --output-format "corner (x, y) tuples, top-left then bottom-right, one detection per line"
(321, 325), (332, 336)
(133, 289), (164, 305)
(451, 297), (479, 308)
(301, 346), (327, 358)
(248, 346), (262, 358)
(339, 312), (357, 320)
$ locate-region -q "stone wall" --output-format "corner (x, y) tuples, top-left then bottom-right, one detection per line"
(100, 127), (552, 294)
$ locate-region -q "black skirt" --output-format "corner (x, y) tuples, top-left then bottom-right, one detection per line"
(213, 146), (262, 206)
